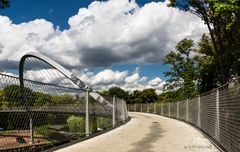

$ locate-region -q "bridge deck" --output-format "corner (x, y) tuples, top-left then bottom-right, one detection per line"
(55, 112), (220, 152)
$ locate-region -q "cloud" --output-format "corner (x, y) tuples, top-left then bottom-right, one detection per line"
(0, 0), (208, 70)
(76, 67), (165, 94)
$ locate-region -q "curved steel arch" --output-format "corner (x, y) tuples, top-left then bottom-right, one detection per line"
(19, 52), (89, 91)
(19, 52), (111, 105)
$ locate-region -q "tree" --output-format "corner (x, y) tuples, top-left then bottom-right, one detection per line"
(3, 85), (36, 107)
(140, 88), (158, 103)
(164, 39), (198, 99)
(108, 87), (129, 101)
(168, 0), (240, 84)
(0, 0), (10, 9)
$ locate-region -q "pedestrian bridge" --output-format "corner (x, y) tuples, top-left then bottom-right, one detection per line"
(56, 112), (219, 152)
(0, 52), (239, 152)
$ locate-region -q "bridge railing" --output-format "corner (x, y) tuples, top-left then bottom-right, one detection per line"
(128, 79), (240, 152)
(0, 73), (129, 151)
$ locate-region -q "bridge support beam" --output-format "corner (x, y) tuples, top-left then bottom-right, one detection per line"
(85, 91), (89, 136)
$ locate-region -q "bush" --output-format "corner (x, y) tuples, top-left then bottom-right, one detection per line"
(35, 125), (66, 142)
(97, 117), (111, 129)
(67, 116), (85, 133)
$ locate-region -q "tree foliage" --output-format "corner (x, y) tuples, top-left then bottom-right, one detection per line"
(164, 39), (198, 99)
(0, 0), (10, 9)
(168, 0), (240, 85)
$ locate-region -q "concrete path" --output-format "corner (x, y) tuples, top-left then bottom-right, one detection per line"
(56, 112), (220, 152)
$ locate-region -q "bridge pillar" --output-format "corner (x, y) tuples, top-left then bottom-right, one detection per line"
(85, 91), (89, 136)
(112, 95), (116, 127)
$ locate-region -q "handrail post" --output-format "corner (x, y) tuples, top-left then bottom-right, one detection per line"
(112, 95), (116, 127)
(85, 90), (89, 136)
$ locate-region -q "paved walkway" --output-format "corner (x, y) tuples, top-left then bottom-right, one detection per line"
(56, 112), (220, 152)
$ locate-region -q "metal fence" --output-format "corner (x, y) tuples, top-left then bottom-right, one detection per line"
(128, 79), (240, 152)
(0, 52), (129, 151)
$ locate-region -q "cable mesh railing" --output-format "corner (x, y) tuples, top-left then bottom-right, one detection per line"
(128, 79), (240, 152)
(0, 52), (129, 152)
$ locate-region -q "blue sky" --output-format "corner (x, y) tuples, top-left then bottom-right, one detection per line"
(0, 0), (207, 92)
(1, 0), (167, 80)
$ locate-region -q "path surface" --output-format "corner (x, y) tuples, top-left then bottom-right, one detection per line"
(56, 112), (220, 152)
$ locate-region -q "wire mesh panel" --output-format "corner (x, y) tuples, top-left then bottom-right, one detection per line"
(200, 90), (217, 141)
(142, 104), (148, 113)
(218, 82), (240, 152)
(162, 103), (169, 116)
(188, 98), (198, 126)
(170, 102), (177, 118)
(155, 103), (162, 115)
(179, 100), (186, 121)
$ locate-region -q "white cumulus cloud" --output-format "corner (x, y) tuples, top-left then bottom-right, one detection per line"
(0, 0), (208, 70)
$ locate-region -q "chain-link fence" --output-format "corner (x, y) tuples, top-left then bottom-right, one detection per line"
(128, 79), (240, 152)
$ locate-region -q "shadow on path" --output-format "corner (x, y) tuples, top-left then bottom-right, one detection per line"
(129, 121), (165, 152)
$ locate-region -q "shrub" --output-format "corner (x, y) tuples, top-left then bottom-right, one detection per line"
(67, 116), (85, 133)
(35, 125), (66, 142)
(97, 117), (111, 129)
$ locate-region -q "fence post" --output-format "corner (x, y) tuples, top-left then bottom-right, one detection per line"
(186, 99), (189, 122)
(168, 102), (171, 117)
(29, 116), (34, 144)
(147, 103), (150, 113)
(161, 103), (163, 115)
(154, 103), (156, 114)
(112, 95), (116, 127)
(85, 90), (89, 136)
(197, 96), (201, 127)
(122, 99), (126, 123)
(215, 89), (220, 141)
(177, 102), (179, 119)
(141, 103), (143, 112)
(134, 104), (136, 112)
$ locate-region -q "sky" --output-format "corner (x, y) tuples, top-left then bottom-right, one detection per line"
(0, 0), (208, 93)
